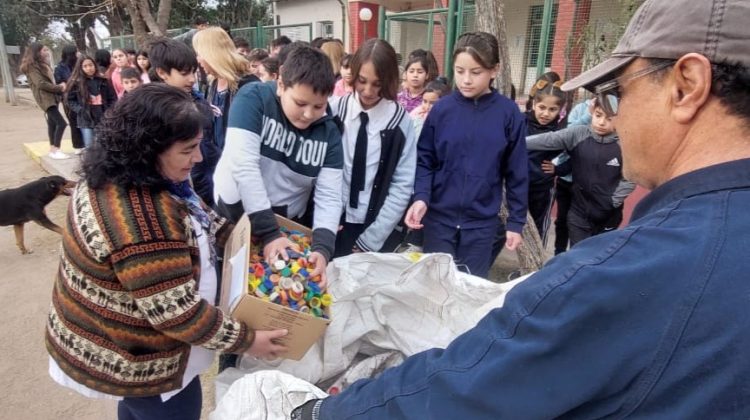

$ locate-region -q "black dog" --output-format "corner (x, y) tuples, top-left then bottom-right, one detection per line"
(0, 176), (76, 254)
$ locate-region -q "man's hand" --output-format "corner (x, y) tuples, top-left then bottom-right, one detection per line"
(263, 236), (300, 265)
(405, 200), (428, 229)
(307, 251), (328, 289)
(245, 329), (288, 359)
(505, 231), (523, 251)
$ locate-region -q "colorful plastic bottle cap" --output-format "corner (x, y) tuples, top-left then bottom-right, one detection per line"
(254, 288), (266, 298)
(298, 268), (309, 278)
(292, 273), (305, 284)
(320, 294), (332, 307)
(268, 291), (279, 302)
(280, 277), (294, 290)
(291, 280), (304, 294)
(280, 267), (292, 277)
(273, 260), (287, 271)
(279, 289), (288, 305)
(263, 278), (274, 290)
(269, 274), (281, 284)
(299, 305), (310, 313)
(309, 297), (321, 309)
(311, 307), (323, 317)
(290, 262), (301, 274)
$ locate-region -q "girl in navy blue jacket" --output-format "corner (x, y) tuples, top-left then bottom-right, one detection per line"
(405, 32), (529, 278)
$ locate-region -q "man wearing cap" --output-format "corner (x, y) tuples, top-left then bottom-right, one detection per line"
(292, 0), (750, 418)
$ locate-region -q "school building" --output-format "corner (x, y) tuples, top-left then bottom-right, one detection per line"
(270, 0), (632, 95)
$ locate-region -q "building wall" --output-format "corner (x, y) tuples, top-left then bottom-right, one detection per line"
(274, 0), (348, 42)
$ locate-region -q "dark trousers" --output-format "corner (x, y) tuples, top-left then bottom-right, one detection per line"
(528, 185), (553, 242)
(117, 376), (202, 420)
(423, 220), (495, 278)
(554, 179), (573, 255)
(62, 104), (85, 149)
(567, 206), (623, 246)
(44, 105), (67, 148)
(489, 218), (507, 267)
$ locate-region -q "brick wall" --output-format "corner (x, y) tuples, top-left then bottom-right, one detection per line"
(550, 0), (592, 81)
(349, 1), (381, 52)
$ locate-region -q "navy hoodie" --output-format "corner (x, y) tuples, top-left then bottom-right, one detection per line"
(413, 89), (529, 233)
(525, 110), (561, 190)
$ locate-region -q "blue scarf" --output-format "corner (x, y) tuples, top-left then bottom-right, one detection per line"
(167, 180), (217, 266)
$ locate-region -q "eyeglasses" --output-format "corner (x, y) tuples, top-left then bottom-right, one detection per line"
(594, 61), (674, 117)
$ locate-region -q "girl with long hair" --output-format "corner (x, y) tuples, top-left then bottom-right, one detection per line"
(21, 42), (69, 159)
(64, 55), (117, 148)
(192, 27), (260, 152)
(54, 45), (85, 153)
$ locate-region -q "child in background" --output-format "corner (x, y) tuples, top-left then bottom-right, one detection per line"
(257, 57), (279, 82)
(332, 54), (353, 97)
(329, 38), (417, 256)
(410, 78), (450, 138)
(125, 48), (137, 66)
(524, 75), (566, 239)
(397, 52), (439, 113)
(149, 38), (218, 207)
(234, 37), (252, 58)
(135, 49), (151, 83)
(247, 48), (269, 77)
(107, 48), (130, 98)
(120, 67), (142, 94)
(65, 55), (117, 148)
(526, 97), (635, 245)
(405, 32), (528, 278)
(214, 45), (342, 284)
(551, 97), (592, 254)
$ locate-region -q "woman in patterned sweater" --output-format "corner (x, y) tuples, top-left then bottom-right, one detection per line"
(45, 84), (287, 419)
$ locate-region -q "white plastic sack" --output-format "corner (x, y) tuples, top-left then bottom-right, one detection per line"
(209, 370), (327, 420)
(215, 253), (528, 403)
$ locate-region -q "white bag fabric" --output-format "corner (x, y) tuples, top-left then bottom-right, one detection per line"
(209, 370), (327, 420)
(213, 253), (529, 414)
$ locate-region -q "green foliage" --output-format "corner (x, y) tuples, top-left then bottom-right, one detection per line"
(0, 0), (50, 46)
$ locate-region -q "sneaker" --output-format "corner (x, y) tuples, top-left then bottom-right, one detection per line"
(74, 148), (84, 155)
(48, 150), (70, 160)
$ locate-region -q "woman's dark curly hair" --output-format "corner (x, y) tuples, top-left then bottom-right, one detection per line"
(79, 83), (206, 190)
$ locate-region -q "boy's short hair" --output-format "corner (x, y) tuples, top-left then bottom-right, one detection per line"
(234, 37), (250, 50)
(248, 48), (269, 62)
(280, 45), (335, 96)
(120, 67), (141, 81)
(278, 41), (309, 66)
(261, 57), (280, 77)
(270, 35), (292, 49)
(148, 38), (198, 75)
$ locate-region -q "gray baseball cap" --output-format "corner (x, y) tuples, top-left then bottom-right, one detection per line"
(562, 0), (750, 92)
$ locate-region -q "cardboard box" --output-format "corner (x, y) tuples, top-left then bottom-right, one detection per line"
(220, 215), (330, 360)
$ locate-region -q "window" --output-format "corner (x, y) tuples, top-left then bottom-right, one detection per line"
(526, 3), (559, 68)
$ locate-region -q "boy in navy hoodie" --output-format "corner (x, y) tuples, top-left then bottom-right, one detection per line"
(149, 38), (218, 207)
(526, 98), (635, 245)
(213, 45), (342, 282)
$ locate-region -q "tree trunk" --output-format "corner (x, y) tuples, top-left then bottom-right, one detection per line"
(476, 0), (548, 274)
(475, 0), (512, 96)
(86, 26), (99, 52)
(121, 0), (149, 48)
(155, 0), (172, 34)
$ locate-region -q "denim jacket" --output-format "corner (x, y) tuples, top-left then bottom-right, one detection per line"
(319, 158), (750, 419)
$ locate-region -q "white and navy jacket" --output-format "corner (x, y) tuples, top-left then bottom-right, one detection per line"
(329, 93), (417, 252)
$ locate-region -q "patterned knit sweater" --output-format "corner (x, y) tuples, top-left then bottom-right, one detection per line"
(45, 182), (253, 397)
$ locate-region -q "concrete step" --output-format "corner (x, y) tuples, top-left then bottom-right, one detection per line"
(23, 139), (82, 181)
